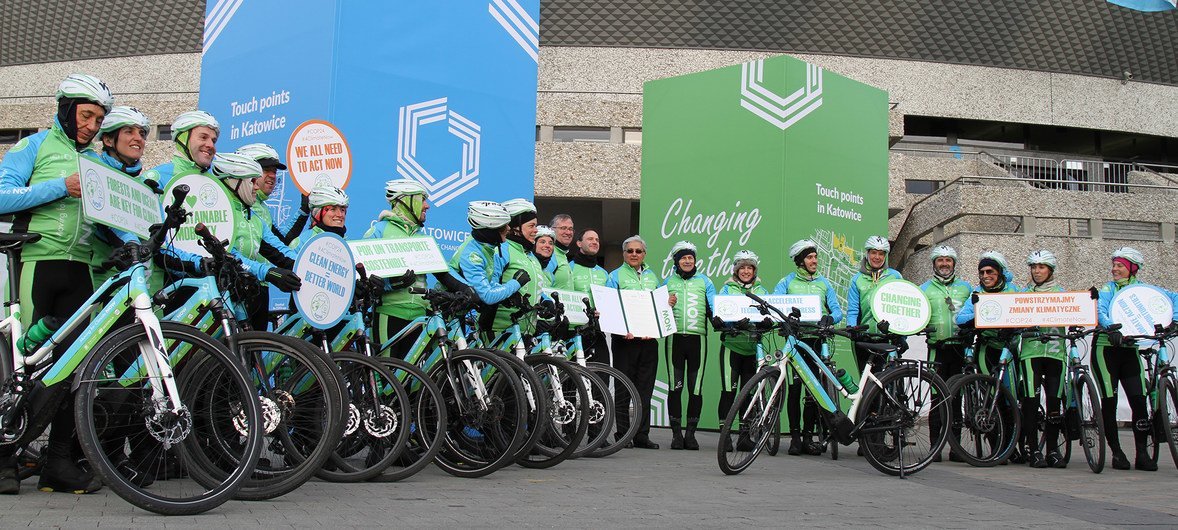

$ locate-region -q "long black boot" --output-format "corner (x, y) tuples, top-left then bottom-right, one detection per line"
(670, 421), (684, 450)
(37, 412), (101, 494)
(683, 421), (699, 451)
(0, 455), (18, 494)
(1130, 395), (1158, 471)
(1103, 397), (1130, 470)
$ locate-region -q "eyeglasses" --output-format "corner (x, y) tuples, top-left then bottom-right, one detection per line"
(979, 268), (999, 276)
(555, 226), (575, 232)
(625, 248), (645, 254)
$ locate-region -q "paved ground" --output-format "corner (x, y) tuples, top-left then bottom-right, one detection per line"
(2, 430), (1176, 528)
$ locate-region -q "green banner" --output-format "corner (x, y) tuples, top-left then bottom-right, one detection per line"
(639, 54), (888, 430)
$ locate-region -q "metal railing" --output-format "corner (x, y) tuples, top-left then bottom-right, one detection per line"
(892, 145), (1152, 194)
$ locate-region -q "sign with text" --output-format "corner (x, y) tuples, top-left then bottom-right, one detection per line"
(80, 157), (162, 239)
(590, 285), (677, 338)
(163, 174), (236, 258)
(347, 237), (448, 278)
(293, 232), (357, 328)
(543, 288), (590, 326)
(286, 119), (352, 194)
(870, 280), (931, 335)
(974, 291), (1097, 328)
(713, 294), (822, 322)
(1111, 284), (1174, 347)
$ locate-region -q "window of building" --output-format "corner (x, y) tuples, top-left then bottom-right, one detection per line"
(623, 128), (642, 145)
(551, 126), (610, 143)
(905, 180), (941, 194)
(0, 129), (37, 144)
(157, 125), (172, 141)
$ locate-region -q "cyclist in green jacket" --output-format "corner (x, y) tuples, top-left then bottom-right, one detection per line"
(89, 106), (151, 290)
(535, 225), (571, 289)
(715, 250), (769, 452)
(0, 73), (114, 495)
(919, 245), (971, 462)
(236, 143), (308, 245)
(1020, 250), (1066, 469)
(775, 239), (843, 456)
(491, 199), (545, 337)
(568, 228), (610, 363)
(846, 236), (903, 374)
(1093, 247), (1159, 471)
(606, 235), (663, 449)
(662, 241), (716, 451)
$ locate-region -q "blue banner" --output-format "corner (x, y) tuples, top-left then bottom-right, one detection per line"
(1107, 0), (1176, 11)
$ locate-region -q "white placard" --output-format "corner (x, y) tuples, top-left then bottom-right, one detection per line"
(1111, 284), (1174, 348)
(543, 288), (590, 325)
(589, 285), (677, 338)
(293, 232), (356, 329)
(348, 237), (448, 278)
(80, 157), (163, 239)
(869, 280), (932, 336)
(973, 291), (1097, 328)
(713, 294), (822, 322)
(164, 174), (237, 258)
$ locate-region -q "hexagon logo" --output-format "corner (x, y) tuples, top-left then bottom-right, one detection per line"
(396, 97), (481, 207)
(739, 59), (824, 131)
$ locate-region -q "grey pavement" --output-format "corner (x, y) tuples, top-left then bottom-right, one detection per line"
(2, 430), (1177, 528)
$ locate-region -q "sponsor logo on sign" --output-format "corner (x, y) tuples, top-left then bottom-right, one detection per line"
(83, 170), (104, 211)
(739, 59), (824, 131)
(396, 98), (482, 207)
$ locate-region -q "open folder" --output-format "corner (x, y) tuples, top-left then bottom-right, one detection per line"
(590, 285), (678, 338)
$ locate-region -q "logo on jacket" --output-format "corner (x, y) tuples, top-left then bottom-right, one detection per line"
(739, 59), (824, 131)
(396, 97), (481, 207)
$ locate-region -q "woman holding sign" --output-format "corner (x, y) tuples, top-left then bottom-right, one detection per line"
(534, 225), (571, 290)
(489, 199), (546, 338)
(89, 106), (151, 290)
(1020, 250), (1067, 469)
(606, 236), (663, 449)
(662, 241), (716, 451)
(775, 239), (844, 456)
(714, 250), (770, 453)
(1093, 247), (1169, 471)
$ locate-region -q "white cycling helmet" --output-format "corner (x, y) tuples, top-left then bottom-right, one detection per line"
(467, 201), (511, 229)
(929, 245), (958, 262)
(384, 179), (429, 202)
(978, 250), (1010, 272)
(502, 198), (537, 217)
(210, 153), (262, 180)
(309, 184), (349, 208)
(1026, 250), (1058, 269)
(733, 250), (760, 270)
(535, 225), (556, 241)
(864, 236), (890, 252)
(1112, 247), (1145, 267)
(789, 239), (818, 260)
(670, 241), (697, 257)
(236, 143), (286, 170)
(99, 106), (149, 135)
(172, 110), (220, 134)
(56, 74), (114, 111)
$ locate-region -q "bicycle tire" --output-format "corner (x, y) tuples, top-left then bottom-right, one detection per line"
(584, 362), (640, 458)
(766, 416), (782, 456)
(569, 364), (614, 459)
(945, 372), (1020, 467)
(317, 352), (410, 483)
(229, 332), (346, 500)
(826, 374), (840, 461)
(75, 322), (263, 515)
(1076, 371), (1105, 473)
(368, 356), (446, 483)
(517, 355), (589, 469)
(717, 366), (782, 475)
(858, 364), (950, 477)
(483, 350), (551, 464)
(1158, 375), (1178, 470)
(1035, 400), (1070, 466)
(431, 349), (528, 478)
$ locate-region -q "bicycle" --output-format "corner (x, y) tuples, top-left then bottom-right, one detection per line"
(944, 327), (1022, 467)
(0, 185), (263, 515)
(717, 293), (950, 478)
(1028, 325), (1111, 473)
(1121, 323), (1178, 470)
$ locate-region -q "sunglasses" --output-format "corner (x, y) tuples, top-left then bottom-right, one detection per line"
(979, 268), (999, 276)
(625, 248), (645, 254)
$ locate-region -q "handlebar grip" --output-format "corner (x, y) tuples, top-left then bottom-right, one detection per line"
(408, 287), (429, 295)
(169, 184), (189, 212)
(355, 262), (367, 280)
(194, 222), (213, 240)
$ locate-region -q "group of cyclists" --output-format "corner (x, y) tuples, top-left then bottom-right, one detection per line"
(0, 72), (1170, 499)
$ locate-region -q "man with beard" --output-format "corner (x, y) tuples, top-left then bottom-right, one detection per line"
(920, 245), (971, 462)
(846, 236), (903, 373)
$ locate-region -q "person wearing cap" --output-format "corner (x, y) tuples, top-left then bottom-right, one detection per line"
(534, 225), (571, 289)
(142, 109), (220, 191)
(448, 201), (528, 336)
(0, 73), (114, 495)
(846, 236), (903, 373)
(88, 106), (151, 290)
(714, 250), (770, 452)
(919, 245), (971, 462)
(489, 198), (546, 338)
(365, 180), (469, 355)
(662, 241), (716, 450)
(1019, 250), (1067, 469)
(237, 143), (308, 245)
(1093, 247), (1173, 471)
(774, 239), (843, 456)
(606, 235), (663, 449)
(567, 228), (610, 363)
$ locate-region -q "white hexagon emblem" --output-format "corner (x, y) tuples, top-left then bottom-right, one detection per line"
(396, 97), (481, 207)
(740, 59), (824, 131)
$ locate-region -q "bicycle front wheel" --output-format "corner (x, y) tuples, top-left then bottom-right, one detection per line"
(570, 364), (614, 459)
(518, 356), (589, 469)
(368, 356), (446, 483)
(1075, 371), (1105, 473)
(858, 364), (950, 477)
(717, 366), (782, 475)
(945, 372), (1020, 467)
(318, 352), (410, 483)
(432, 349), (528, 478)
(1158, 375), (1178, 470)
(75, 322), (263, 515)
(584, 362), (639, 458)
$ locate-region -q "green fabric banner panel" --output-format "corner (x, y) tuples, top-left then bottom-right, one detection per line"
(640, 54), (888, 431)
